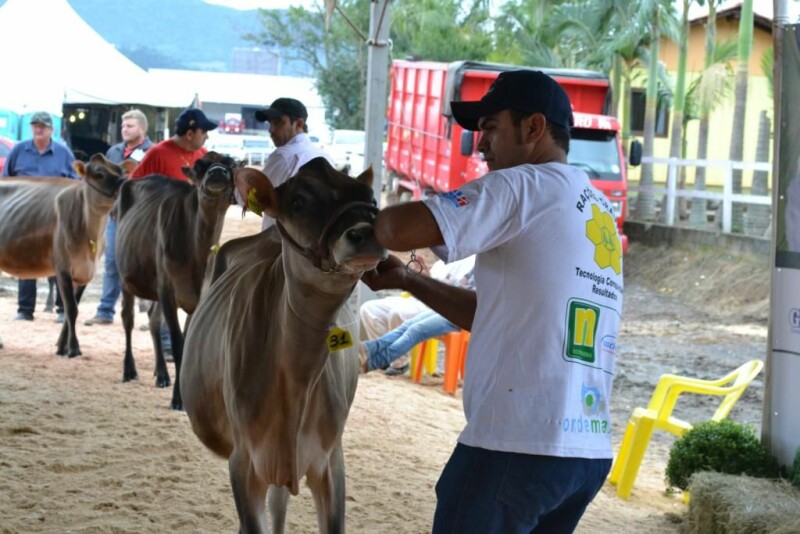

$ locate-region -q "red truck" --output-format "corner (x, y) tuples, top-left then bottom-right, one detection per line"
(384, 60), (640, 251)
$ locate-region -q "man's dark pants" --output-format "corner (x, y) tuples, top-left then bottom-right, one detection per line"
(433, 443), (611, 533)
(18, 277), (63, 317)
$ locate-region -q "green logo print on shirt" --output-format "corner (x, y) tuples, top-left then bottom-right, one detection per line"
(566, 300), (600, 363)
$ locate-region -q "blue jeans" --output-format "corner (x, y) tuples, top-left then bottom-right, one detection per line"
(18, 277), (63, 316)
(95, 218), (120, 320)
(364, 310), (457, 371)
(433, 443), (612, 533)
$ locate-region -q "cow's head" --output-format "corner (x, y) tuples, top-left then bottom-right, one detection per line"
(73, 153), (128, 198)
(182, 151), (236, 202)
(235, 157), (387, 276)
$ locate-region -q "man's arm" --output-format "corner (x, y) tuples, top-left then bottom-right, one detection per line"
(362, 255), (476, 331)
(368, 202), (476, 330)
(374, 201), (444, 251)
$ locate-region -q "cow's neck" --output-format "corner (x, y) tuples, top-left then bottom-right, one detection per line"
(81, 185), (115, 243)
(190, 193), (228, 257)
(281, 247), (357, 332)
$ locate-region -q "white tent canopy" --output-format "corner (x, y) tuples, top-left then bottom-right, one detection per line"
(147, 69), (330, 133)
(0, 0), (189, 114)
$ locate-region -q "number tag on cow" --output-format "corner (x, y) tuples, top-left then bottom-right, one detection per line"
(327, 327), (354, 352)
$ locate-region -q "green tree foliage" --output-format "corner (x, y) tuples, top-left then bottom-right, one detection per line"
(247, 2), (370, 130)
(247, 0), (493, 130)
(391, 0), (492, 62)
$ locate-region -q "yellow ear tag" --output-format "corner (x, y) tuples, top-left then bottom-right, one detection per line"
(210, 243), (220, 255)
(89, 239), (97, 254)
(327, 326), (354, 352)
(246, 188), (263, 217)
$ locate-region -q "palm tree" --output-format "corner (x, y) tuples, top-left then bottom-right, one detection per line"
(687, 58), (737, 227)
(727, 0), (754, 232)
(689, 0), (727, 228)
(744, 46), (774, 236)
(634, 0), (679, 221)
(667, 0), (694, 221)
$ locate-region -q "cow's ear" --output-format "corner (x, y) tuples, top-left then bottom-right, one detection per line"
(73, 160), (87, 178)
(89, 153), (107, 165)
(234, 167), (278, 218)
(182, 166), (197, 185)
(120, 159), (137, 176)
(355, 165), (374, 187)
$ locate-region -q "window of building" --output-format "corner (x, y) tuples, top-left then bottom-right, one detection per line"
(630, 88), (670, 138)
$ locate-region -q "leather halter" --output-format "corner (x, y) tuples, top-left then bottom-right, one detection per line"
(84, 175), (124, 198)
(275, 201), (378, 272)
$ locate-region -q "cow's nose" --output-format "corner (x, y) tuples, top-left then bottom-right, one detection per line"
(345, 227), (370, 245)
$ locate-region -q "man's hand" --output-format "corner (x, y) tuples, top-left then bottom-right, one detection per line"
(361, 254), (408, 292)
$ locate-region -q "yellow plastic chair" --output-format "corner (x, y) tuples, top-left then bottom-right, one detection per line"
(608, 359), (764, 499)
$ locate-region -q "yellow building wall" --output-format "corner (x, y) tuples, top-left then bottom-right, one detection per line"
(627, 18), (774, 190)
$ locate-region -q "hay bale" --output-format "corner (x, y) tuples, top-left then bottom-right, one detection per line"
(685, 471), (800, 533)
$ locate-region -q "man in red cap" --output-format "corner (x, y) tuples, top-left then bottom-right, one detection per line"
(363, 70), (624, 532)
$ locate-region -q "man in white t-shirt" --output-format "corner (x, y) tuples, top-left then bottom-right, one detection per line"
(363, 70), (623, 532)
(254, 98), (333, 230)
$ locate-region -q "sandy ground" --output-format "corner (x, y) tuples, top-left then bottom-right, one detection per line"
(0, 208), (769, 533)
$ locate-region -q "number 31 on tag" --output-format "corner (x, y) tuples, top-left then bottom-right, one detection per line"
(327, 327), (354, 352)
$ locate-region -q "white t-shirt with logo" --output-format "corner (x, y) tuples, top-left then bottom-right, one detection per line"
(423, 162), (623, 459)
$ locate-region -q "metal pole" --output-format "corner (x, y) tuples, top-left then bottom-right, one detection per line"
(763, 0), (799, 467)
(363, 0), (391, 207)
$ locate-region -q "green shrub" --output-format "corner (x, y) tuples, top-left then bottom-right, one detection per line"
(665, 419), (780, 490)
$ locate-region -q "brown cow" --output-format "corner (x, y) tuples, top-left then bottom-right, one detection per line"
(181, 158), (385, 533)
(0, 154), (130, 356)
(115, 152), (236, 410)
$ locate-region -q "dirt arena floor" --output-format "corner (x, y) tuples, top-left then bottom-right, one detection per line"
(0, 208), (770, 533)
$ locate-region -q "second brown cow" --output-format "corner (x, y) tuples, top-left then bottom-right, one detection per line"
(115, 152), (236, 410)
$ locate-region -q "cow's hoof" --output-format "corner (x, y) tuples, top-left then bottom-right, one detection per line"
(56, 347), (68, 357)
(170, 399), (183, 411)
(123, 372), (139, 382)
(67, 350), (82, 358)
(155, 376), (171, 388)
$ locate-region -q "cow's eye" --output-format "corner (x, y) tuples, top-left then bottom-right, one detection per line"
(291, 196), (305, 211)
(371, 198), (378, 207)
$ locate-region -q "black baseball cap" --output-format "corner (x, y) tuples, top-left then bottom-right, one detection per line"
(450, 70), (574, 131)
(176, 108), (217, 132)
(255, 98), (308, 122)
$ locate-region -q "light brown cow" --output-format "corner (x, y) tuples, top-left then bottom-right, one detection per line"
(0, 154), (131, 355)
(181, 158), (386, 533)
(115, 152), (236, 410)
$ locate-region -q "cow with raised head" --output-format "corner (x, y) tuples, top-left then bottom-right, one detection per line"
(0, 154), (130, 355)
(115, 151), (236, 410)
(180, 157), (386, 533)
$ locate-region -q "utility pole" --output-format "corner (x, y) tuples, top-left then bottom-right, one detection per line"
(363, 0), (391, 206)
(764, 0), (799, 467)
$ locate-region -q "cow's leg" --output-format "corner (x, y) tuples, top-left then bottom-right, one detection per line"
(148, 302), (170, 388)
(121, 289), (138, 382)
(267, 485), (290, 534)
(307, 441), (346, 534)
(230, 447), (268, 534)
(159, 289), (184, 410)
(55, 273), (82, 357)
